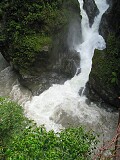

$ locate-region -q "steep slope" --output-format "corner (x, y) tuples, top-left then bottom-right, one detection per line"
(89, 0), (120, 107)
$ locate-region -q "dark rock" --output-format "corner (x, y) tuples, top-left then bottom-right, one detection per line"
(0, 53), (9, 72)
(18, 0), (81, 95)
(19, 48), (80, 95)
(19, 72), (68, 96)
(88, 0), (120, 108)
(99, 0), (120, 39)
(83, 0), (99, 27)
(87, 76), (120, 108)
(50, 11), (81, 77)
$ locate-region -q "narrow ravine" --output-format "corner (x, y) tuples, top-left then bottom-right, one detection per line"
(0, 0), (118, 144)
(22, 0), (118, 142)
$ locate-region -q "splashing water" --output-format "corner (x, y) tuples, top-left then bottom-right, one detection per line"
(0, 53), (32, 104)
(22, 0), (118, 141)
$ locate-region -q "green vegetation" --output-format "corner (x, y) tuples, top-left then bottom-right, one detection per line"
(11, 34), (52, 69)
(89, 32), (120, 106)
(0, 0), (68, 70)
(111, 72), (118, 85)
(0, 97), (27, 142)
(21, 35), (52, 52)
(91, 33), (120, 90)
(0, 0), (80, 74)
(0, 97), (97, 160)
(5, 126), (97, 160)
(0, 97), (28, 159)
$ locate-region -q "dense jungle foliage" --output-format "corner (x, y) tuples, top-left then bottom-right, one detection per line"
(92, 34), (120, 88)
(0, 0), (64, 70)
(0, 97), (97, 160)
(0, 0), (79, 73)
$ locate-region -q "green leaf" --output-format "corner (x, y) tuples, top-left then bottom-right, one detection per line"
(112, 72), (117, 77)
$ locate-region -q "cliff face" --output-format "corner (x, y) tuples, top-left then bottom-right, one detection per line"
(99, 0), (120, 39)
(0, 0), (81, 95)
(83, 0), (99, 27)
(1, 0), (119, 106)
(88, 0), (120, 107)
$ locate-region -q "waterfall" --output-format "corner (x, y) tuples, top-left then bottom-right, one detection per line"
(0, 0), (118, 143)
(23, 0), (118, 141)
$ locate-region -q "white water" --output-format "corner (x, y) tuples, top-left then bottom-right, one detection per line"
(0, 0), (118, 143)
(0, 53), (32, 104)
(23, 0), (118, 141)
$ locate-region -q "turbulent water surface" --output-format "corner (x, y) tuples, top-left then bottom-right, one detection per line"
(0, 53), (32, 104)
(23, 0), (118, 141)
(0, 0), (118, 143)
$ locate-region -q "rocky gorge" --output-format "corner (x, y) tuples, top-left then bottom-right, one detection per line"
(88, 0), (120, 107)
(0, 0), (81, 95)
(0, 1), (120, 158)
(0, 0), (120, 106)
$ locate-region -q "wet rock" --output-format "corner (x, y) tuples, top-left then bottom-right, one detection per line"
(99, 0), (120, 39)
(50, 109), (80, 128)
(88, 0), (120, 108)
(16, 0), (81, 95)
(19, 72), (69, 96)
(0, 53), (8, 71)
(18, 49), (80, 96)
(83, 0), (99, 27)
(87, 78), (120, 108)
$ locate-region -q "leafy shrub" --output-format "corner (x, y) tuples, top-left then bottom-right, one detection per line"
(9, 34), (52, 70)
(0, 0), (67, 70)
(0, 97), (28, 149)
(20, 35), (52, 52)
(0, 97), (28, 159)
(92, 33), (120, 88)
(0, 97), (97, 160)
(111, 72), (118, 85)
(5, 126), (97, 160)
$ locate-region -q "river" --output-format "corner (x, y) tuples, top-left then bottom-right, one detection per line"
(0, 0), (118, 145)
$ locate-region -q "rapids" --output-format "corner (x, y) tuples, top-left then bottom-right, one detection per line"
(0, 0), (118, 144)
(23, 0), (118, 143)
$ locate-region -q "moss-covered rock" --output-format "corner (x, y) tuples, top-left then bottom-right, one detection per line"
(0, 0), (80, 76)
(89, 33), (120, 107)
(0, 0), (81, 94)
(88, 0), (120, 107)
(0, 0), (68, 71)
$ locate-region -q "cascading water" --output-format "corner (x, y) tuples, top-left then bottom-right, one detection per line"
(0, 0), (118, 143)
(23, 0), (118, 142)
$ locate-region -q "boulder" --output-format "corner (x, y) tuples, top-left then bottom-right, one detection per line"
(83, 0), (99, 27)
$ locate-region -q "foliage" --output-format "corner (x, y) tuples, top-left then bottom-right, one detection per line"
(89, 33), (120, 106)
(0, 97), (27, 141)
(111, 72), (118, 85)
(0, 97), (97, 160)
(0, 97), (28, 159)
(5, 126), (97, 160)
(107, 34), (120, 57)
(0, 0), (80, 72)
(0, 0), (67, 70)
(91, 33), (120, 89)
(20, 35), (52, 52)
(10, 34), (52, 69)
